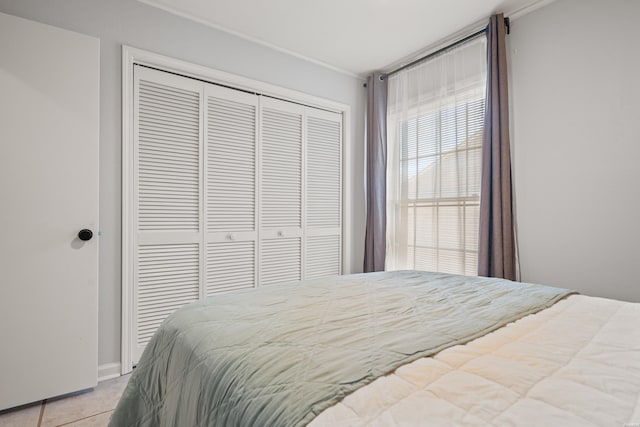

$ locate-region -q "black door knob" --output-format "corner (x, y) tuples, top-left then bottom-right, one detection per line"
(78, 229), (93, 241)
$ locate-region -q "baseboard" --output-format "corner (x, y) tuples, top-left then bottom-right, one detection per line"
(98, 362), (122, 382)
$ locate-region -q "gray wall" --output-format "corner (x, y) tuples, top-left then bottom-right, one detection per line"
(509, 0), (640, 302)
(0, 0), (366, 368)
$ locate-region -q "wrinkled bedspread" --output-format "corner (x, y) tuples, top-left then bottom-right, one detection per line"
(109, 271), (572, 427)
(311, 294), (640, 427)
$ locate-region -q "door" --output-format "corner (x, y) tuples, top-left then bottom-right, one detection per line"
(258, 97), (305, 285)
(132, 66), (203, 362)
(0, 13), (100, 411)
(123, 64), (346, 369)
(304, 108), (343, 279)
(204, 84), (259, 296)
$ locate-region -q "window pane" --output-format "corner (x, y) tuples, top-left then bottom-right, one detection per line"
(416, 157), (437, 199)
(417, 113), (438, 157)
(438, 206), (463, 250)
(465, 251), (478, 276)
(440, 106), (458, 153)
(414, 207), (436, 248)
(414, 246), (437, 272)
(439, 249), (465, 275)
(407, 207), (415, 247)
(405, 158), (417, 200)
(467, 148), (481, 197)
(406, 245), (415, 270)
(465, 205), (480, 251)
(406, 117), (417, 159)
(439, 150), (464, 198)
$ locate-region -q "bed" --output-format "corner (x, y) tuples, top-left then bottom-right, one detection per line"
(110, 271), (640, 426)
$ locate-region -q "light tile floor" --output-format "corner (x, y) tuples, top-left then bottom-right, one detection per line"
(0, 374), (130, 427)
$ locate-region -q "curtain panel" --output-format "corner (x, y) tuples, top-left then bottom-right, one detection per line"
(363, 73), (388, 272)
(478, 13), (517, 280)
(386, 36), (487, 275)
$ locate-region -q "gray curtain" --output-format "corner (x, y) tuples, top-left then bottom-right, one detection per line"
(478, 14), (516, 280)
(363, 73), (388, 272)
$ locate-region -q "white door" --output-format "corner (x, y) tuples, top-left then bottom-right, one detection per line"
(258, 97), (305, 285)
(123, 64), (345, 369)
(304, 108), (343, 279)
(132, 66), (204, 362)
(204, 84), (259, 296)
(0, 13), (100, 411)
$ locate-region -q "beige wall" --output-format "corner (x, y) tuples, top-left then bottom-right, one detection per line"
(509, 0), (640, 302)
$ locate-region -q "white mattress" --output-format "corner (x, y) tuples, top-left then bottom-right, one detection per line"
(310, 295), (640, 426)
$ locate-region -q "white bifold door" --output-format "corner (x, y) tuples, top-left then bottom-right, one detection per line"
(204, 84), (259, 295)
(304, 106), (343, 280)
(130, 66), (342, 364)
(133, 68), (203, 351)
(259, 97), (304, 285)
(0, 13), (99, 410)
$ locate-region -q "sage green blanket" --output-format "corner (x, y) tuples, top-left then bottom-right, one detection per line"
(110, 271), (572, 427)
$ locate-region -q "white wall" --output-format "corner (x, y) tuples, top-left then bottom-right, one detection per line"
(0, 0), (366, 370)
(509, 0), (640, 302)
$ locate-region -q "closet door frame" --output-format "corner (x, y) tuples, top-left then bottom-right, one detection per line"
(122, 46), (353, 375)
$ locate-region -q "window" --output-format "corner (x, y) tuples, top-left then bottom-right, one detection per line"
(386, 36), (487, 275)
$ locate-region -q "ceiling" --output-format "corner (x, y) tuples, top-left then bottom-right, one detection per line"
(139, 0), (551, 77)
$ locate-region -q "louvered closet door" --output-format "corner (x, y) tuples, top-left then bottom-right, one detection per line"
(133, 66), (204, 362)
(259, 97), (305, 285)
(204, 84), (258, 295)
(304, 108), (343, 279)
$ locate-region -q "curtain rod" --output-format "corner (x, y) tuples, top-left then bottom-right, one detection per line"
(383, 28), (486, 79)
(365, 17), (510, 86)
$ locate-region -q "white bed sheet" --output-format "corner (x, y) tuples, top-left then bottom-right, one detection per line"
(311, 295), (640, 426)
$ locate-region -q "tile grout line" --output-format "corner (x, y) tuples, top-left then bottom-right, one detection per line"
(37, 400), (46, 427)
(54, 408), (114, 427)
